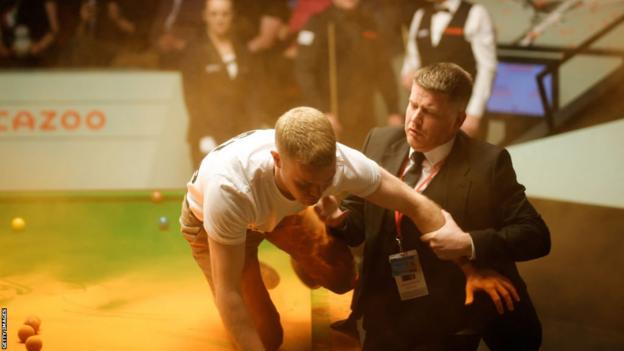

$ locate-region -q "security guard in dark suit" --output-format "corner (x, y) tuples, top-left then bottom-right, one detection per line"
(331, 63), (550, 350)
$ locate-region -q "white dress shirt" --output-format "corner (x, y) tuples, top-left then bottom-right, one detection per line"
(405, 137), (455, 193)
(402, 0), (497, 118)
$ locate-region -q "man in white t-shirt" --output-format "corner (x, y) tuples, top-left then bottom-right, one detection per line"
(179, 106), (518, 351)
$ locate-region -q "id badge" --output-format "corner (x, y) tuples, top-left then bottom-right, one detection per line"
(388, 249), (428, 301)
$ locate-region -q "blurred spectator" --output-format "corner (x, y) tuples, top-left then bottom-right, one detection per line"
(234, 0), (294, 127)
(153, 0), (294, 124)
(152, 0), (203, 68)
(115, 0), (156, 51)
(52, 0), (81, 64)
(360, 0), (425, 58)
(179, 0), (256, 168)
(283, 0), (331, 58)
(232, 0), (290, 53)
(107, 0), (160, 68)
(0, 0), (59, 67)
(64, 0), (136, 67)
(154, 0), (291, 57)
(295, 0), (401, 148)
(288, 0), (331, 34)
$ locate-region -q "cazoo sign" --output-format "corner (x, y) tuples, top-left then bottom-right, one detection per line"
(0, 109), (107, 132)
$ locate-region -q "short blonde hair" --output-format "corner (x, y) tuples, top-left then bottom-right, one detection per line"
(413, 63), (473, 110)
(275, 107), (336, 167)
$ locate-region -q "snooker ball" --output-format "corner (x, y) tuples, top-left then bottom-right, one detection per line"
(25, 335), (43, 351)
(24, 315), (41, 333)
(158, 216), (169, 230)
(151, 191), (163, 203)
(11, 217), (26, 232)
(17, 325), (35, 343)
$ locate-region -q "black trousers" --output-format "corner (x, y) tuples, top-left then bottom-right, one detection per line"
(362, 294), (541, 351)
(480, 295), (542, 351)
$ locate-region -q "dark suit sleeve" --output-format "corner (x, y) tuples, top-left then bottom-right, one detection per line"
(328, 129), (377, 246)
(470, 149), (551, 263)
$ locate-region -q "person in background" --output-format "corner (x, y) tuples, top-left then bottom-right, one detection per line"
(402, 0), (497, 139)
(179, 0), (255, 168)
(295, 0), (402, 149)
(233, 0), (295, 127)
(65, 0), (136, 66)
(233, 0), (289, 55)
(113, 0), (156, 53)
(152, 0), (203, 68)
(0, 0), (59, 67)
(287, 0), (331, 39)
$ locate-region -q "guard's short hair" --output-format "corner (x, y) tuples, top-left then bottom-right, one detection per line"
(413, 63), (473, 110)
(274, 107), (336, 167)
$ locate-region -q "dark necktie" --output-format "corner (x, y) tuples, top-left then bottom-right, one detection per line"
(402, 151), (425, 188)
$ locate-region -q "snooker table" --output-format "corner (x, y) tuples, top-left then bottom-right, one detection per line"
(0, 190), (358, 350)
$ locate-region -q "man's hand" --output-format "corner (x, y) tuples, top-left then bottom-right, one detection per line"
(464, 268), (520, 315)
(158, 32), (186, 52)
(247, 15), (284, 53)
(420, 210), (473, 260)
(109, 2), (135, 34)
(313, 195), (350, 228)
(29, 41), (44, 56)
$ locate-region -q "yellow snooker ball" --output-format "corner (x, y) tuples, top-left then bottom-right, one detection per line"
(11, 217), (26, 232)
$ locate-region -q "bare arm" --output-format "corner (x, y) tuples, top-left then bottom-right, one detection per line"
(108, 1), (135, 34)
(247, 15), (285, 53)
(208, 237), (265, 351)
(364, 167), (444, 233)
(364, 168), (472, 259)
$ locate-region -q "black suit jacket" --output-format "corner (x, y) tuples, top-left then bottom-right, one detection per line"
(332, 127), (551, 345)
